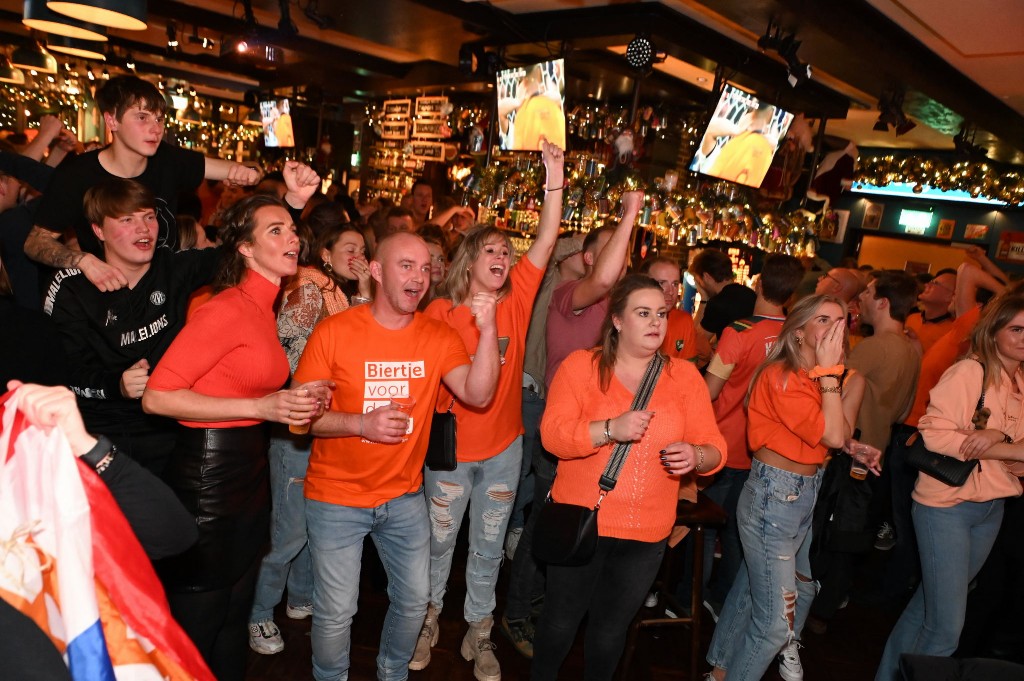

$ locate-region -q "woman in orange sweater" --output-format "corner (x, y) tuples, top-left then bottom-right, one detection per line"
(706, 294), (867, 681)
(876, 293), (1024, 681)
(142, 163), (332, 681)
(533, 274), (726, 681)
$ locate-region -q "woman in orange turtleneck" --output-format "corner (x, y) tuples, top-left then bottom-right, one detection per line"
(143, 163), (332, 681)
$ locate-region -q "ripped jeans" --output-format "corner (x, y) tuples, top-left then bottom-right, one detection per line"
(424, 437), (521, 622)
(706, 458), (823, 681)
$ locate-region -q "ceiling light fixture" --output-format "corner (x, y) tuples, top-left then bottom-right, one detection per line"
(187, 26), (215, 50)
(46, 35), (106, 61)
(23, 0), (108, 41)
(758, 20), (812, 88)
(874, 89), (916, 136)
(166, 21), (178, 50)
(625, 33), (665, 71)
(12, 39), (58, 74)
(45, 0), (147, 31)
(0, 52), (26, 84)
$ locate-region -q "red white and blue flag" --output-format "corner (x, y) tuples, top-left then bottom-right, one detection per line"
(0, 389), (213, 680)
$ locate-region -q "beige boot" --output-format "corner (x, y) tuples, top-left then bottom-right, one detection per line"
(460, 616), (501, 681)
(408, 604), (440, 670)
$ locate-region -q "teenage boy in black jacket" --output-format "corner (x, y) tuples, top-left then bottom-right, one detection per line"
(45, 178), (218, 475)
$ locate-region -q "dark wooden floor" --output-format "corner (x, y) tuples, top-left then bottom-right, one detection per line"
(245, 535), (901, 680)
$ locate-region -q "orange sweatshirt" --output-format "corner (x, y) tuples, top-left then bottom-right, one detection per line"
(915, 358), (1024, 507)
(541, 350), (726, 543)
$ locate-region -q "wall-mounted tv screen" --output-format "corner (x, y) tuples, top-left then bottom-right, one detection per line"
(495, 58), (566, 152)
(689, 84), (795, 189)
(259, 97), (294, 148)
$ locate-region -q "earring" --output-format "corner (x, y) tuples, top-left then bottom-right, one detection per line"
(797, 335), (804, 346)
(323, 260), (333, 273)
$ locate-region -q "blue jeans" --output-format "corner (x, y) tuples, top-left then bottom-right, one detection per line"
(306, 490), (430, 681)
(707, 459), (822, 681)
(250, 429), (314, 623)
(875, 499), (1004, 681)
(510, 388), (544, 529)
(425, 437), (521, 622)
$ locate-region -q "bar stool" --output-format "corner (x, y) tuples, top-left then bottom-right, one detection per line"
(619, 492), (727, 680)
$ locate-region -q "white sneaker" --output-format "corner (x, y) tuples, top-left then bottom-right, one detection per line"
(248, 620), (284, 655)
(644, 592), (658, 608)
(505, 527), (524, 560)
(285, 603), (313, 620)
(778, 641), (803, 681)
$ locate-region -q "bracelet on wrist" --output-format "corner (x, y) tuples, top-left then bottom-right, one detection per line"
(352, 296), (372, 305)
(80, 434), (113, 467)
(603, 418), (613, 445)
(93, 449), (116, 475)
(544, 183), (566, 193)
(694, 444), (705, 472)
(819, 385), (842, 394)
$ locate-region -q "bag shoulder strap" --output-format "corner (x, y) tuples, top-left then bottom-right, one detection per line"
(598, 353), (666, 492)
(969, 356), (987, 428)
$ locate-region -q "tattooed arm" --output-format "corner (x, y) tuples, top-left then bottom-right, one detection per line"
(25, 225), (128, 292)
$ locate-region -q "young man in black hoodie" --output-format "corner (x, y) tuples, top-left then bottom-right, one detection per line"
(44, 178), (218, 475)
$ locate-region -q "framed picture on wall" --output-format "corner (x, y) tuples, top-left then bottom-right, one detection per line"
(862, 202), (883, 230)
(936, 219), (955, 239)
(965, 223), (990, 240)
(820, 209), (850, 244)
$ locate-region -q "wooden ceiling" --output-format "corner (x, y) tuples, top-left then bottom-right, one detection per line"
(2, 0), (1022, 162)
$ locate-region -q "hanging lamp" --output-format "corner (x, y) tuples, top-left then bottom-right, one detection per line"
(46, 0), (147, 31)
(0, 53), (26, 84)
(23, 0), (108, 41)
(46, 35), (106, 61)
(12, 39), (58, 74)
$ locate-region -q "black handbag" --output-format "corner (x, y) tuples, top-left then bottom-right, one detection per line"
(533, 354), (665, 567)
(426, 398), (457, 471)
(905, 359), (986, 487)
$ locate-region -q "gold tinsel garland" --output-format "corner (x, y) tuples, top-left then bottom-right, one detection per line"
(856, 154), (1024, 205)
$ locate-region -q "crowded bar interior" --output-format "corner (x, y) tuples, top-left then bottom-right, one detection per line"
(2, 1), (1024, 680)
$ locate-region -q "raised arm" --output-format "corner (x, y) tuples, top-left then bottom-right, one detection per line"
(570, 190), (643, 311)
(204, 156), (262, 186)
(20, 115), (64, 163)
(955, 259), (1005, 319)
(524, 140), (564, 270)
(281, 160), (321, 210)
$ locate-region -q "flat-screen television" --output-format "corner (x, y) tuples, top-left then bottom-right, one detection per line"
(259, 97), (294, 148)
(688, 84), (795, 188)
(495, 58), (566, 152)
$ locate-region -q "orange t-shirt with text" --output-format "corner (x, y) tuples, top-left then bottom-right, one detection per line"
(425, 257), (544, 461)
(294, 304), (470, 508)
